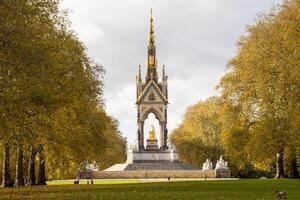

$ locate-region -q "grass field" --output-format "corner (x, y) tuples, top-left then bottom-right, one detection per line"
(47, 179), (141, 185)
(0, 179), (299, 200)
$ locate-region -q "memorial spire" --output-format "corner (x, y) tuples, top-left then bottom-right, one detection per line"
(148, 8), (155, 51)
(146, 8), (158, 82)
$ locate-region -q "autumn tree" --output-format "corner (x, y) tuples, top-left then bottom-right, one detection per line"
(171, 97), (223, 168)
(172, 0), (299, 178)
(0, 0), (126, 186)
(218, 0), (300, 178)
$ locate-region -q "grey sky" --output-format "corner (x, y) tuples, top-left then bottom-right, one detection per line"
(61, 0), (281, 144)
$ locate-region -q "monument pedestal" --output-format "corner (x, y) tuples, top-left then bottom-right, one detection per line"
(126, 149), (179, 163)
(98, 151), (232, 179)
(214, 155), (231, 178)
(146, 138), (159, 151)
(215, 168), (231, 178)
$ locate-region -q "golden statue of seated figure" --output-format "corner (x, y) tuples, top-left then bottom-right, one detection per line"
(148, 125), (157, 140)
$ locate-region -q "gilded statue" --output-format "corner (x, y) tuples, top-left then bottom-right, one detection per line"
(148, 125), (157, 140)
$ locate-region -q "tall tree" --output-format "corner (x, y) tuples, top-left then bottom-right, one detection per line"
(218, 0), (300, 177)
(27, 147), (37, 186)
(171, 97), (223, 167)
(36, 146), (46, 185)
(1, 143), (14, 187)
(15, 147), (24, 186)
(0, 0), (126, 183)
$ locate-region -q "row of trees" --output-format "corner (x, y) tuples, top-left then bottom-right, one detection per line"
(0, 0), (126, 187)
(171, 97), (223, 168)
(171, 0), (299, 178)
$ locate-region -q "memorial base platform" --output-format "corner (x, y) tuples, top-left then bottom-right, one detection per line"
(92, 170), (216, 179)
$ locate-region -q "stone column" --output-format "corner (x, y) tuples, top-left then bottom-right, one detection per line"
(160, 122), (168, 150)
(137, 126), (140, 150)
(164, 125), (168, 150)
(137, 121), (144, 151)
(160, 122), (164, 149)
(141, 122), (144, 150)
(163, 108), (168, 150)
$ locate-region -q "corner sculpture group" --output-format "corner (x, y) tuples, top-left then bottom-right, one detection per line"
(202, 155), (229, 171)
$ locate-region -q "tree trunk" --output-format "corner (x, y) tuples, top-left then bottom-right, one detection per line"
(1, 143), (14, 187)
(27, 147), (36, 186)
(36, 147), (46, 185)
(15, 147), (24, 186)
(289, 154), (299, 178)
(275, 151), (284, 178)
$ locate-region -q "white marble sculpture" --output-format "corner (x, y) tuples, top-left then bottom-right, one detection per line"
(202, 158), (213, 170)
(167, 139), (177, 152)
(78, 160), (92, 172)
(215, 155), (229, 170)
(129, 140), (138, 151)
(90, 160), (100, 172)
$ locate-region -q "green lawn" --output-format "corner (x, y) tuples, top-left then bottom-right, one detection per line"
(46, 179), (141, 185)
(0, 179), (299, 200)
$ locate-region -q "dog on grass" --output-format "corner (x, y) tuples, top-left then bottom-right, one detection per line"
(274, 190), (287, 199)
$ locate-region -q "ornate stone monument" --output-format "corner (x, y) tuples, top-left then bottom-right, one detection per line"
(93, 10), (231, 178)
(123, 9), (184, 166)
(135, 8), (168, 152)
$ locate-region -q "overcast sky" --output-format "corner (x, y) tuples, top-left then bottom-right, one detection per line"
(61, 0), (281, 145)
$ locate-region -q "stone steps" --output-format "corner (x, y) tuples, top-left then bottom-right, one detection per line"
(92, 170), (215, 179)
(104, 164), (128, 172)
